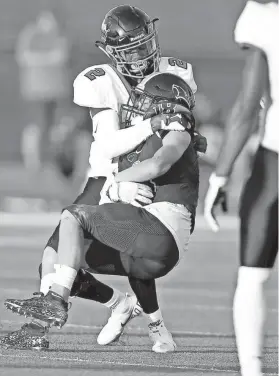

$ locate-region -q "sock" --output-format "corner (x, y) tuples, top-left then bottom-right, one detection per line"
(72, 270), (114, 304)
(40, 273), (55, 295)
(233, 266), (271, 376)
(148, 308), (164, 323)
(103, 289), (126, 310)
(53, 264), (77, 289)
(128, 277), (159, 314)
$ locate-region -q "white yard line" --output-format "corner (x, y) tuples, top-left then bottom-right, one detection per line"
(0, 352), (277, 375)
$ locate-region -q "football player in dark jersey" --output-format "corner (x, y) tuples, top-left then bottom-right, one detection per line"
(3, 72), (205, 352)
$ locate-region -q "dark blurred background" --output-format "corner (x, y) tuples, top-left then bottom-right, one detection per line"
(0, 0), (257, 213)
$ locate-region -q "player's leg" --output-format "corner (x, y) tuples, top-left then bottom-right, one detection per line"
(40, 177), (121, 304)
(67, 203), (179, 351)
(128, 276), (176, 353)
(76, 241), (143, 345)
(233, 146), (278, 376)
(1, 178), (129, 349)
(5, 202), (178, 328)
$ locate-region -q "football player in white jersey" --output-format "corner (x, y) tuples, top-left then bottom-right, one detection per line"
(204, 1), (278, 375)
(0, 5), (203, 352)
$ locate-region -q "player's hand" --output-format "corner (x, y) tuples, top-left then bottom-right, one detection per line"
(150, 114), (186, 132)
(193, 131), (207, 154)
(110, 181), (154, 206)
(204, 173), (228, 232)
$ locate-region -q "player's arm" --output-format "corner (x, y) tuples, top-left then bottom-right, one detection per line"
(204, 49), (268, 232)
(91, 109), (157, 159)
(215, 48), (268, 176)
(73, 68), (168, 160)
(114, 130), (191, 183)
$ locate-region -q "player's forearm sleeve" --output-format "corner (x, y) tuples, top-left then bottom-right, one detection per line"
(93, 110), (154, 159)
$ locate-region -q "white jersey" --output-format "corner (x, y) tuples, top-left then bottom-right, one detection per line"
(74, 57), (197, 133)
(73, 57), (197, 175)
(235, 0), (279, 153)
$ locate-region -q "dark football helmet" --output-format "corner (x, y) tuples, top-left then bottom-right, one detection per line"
(120, 72), (196, 129)
(96, 5), (161, 78)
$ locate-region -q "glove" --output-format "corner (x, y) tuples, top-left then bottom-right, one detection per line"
(111, 181), (154, 206)
(204, 173), (228, 232)
(193, 131), (207, 153)
(99, 174), (115, 205)
(150, 114), (186, 132)
(99, 174), (154, 207)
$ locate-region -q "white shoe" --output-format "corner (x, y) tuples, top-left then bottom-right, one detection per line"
(148, 319), (177, 353)
(97, 294), (142, 345)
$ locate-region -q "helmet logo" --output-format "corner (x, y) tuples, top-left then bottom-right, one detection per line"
(172, 84), (188, 103)
(130, 32), (145, 41)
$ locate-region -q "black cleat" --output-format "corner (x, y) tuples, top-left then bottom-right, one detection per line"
(0, 322), (49, 350)
(5, 291), (69, 328)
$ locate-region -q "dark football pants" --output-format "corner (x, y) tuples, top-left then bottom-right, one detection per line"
(65, 203), (179, 280)
(239, 146), (278, 268)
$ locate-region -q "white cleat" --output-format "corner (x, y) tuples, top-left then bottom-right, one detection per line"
(97, 294), (142, 345)
(148, 319), (177, 353)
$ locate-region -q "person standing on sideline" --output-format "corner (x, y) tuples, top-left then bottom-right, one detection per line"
(16, 10), (71, 172)
(204, 1), (278, 375)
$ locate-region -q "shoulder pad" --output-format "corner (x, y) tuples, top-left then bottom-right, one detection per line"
(73, 64), (119, 111)
(234, 1), (276, 50)
(160, 57), (197, 93)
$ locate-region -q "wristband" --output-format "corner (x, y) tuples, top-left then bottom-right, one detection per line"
(209, 173), (228, 188)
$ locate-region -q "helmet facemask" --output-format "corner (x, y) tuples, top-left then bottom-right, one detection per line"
(98, 20), (161, 79)
(120, 86), (190, 127)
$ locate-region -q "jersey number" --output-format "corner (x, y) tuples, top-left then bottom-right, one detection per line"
(168, 57), (188, 70)
(84, 68), (106, 81)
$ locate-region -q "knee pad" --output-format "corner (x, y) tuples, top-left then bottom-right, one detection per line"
(237, 266), (271, 290)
